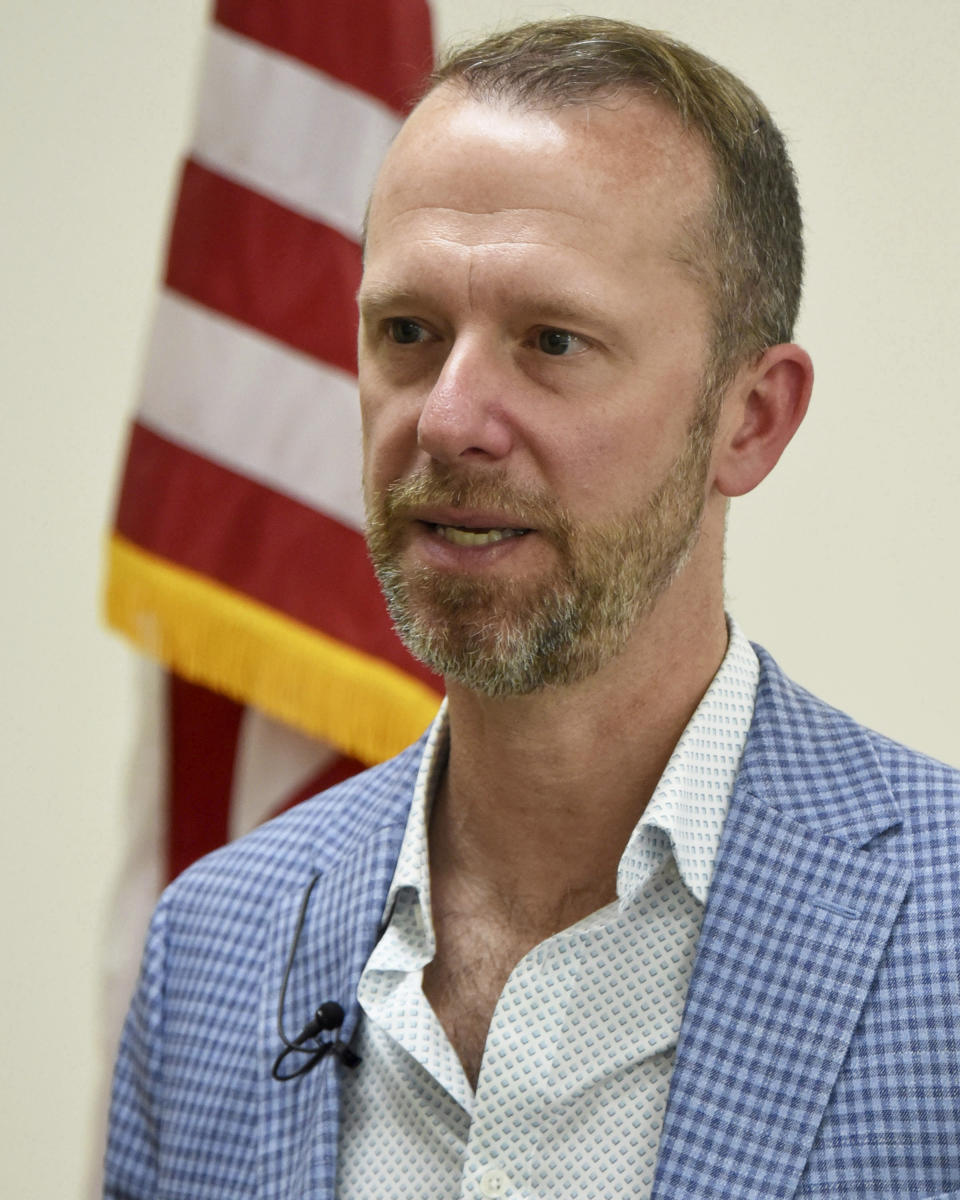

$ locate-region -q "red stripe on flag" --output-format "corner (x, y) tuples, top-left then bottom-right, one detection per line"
(167, 674), (244, 880)
(215, 0), (433, 115)
(165, 160), (362, 375)
(115, 421), (439, 689)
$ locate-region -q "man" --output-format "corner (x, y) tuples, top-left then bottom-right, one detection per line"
(104, 17), (960, 1199)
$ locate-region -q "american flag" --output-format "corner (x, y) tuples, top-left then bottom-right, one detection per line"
(104, 0), (439, 900)
(96, 13), (439, 1184)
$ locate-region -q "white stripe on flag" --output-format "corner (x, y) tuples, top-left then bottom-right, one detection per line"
(138, 291), (366, 530)
(194, 25), (402, 241)
(229, 708), (340, 841)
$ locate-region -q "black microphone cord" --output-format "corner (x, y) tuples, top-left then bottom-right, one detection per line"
(271, 872), (361, 1081)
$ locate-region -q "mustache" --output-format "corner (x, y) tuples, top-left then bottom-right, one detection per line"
(374, 466), (574, 544)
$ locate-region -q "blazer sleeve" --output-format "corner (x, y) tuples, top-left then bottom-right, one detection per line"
(102, 898), (169, 1199)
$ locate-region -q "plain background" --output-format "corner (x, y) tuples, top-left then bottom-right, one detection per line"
(2, 0), (957, 1193)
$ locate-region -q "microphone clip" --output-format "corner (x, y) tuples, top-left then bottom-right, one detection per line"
(272, 999), (361, 1081)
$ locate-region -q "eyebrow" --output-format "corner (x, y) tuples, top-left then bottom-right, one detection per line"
(356, 283), (424, 314)
(356, 280), (614, 330)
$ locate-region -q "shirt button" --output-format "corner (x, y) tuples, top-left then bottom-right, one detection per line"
(479, 1167), (510, 1197)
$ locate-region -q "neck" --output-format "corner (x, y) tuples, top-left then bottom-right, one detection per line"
(431, 571), (729, 925)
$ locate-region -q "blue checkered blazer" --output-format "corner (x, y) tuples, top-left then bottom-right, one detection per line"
(104, 648), (960, 1198)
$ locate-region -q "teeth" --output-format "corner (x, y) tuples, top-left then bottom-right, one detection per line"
(435, 525), (525, 546)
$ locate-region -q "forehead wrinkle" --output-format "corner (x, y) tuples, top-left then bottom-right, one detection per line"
(370, 186), (709, 289)
(365, 242), (621, 308)
(373, 200), (596, 243)
(360, 270), (625, 339)
(365, 209), (622, 295)
(361, 226), (694, 327)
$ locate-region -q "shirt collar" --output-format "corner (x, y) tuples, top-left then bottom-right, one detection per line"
(379, 698), (450, 935)
(382, 618), (759, 924)
(617, 618), (759, 905)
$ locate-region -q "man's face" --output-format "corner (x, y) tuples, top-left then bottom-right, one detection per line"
(359, 87), (720, 696)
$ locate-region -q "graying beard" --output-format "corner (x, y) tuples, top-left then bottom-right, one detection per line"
(372, 501), (702, 698)
(367, 387), (717, 697)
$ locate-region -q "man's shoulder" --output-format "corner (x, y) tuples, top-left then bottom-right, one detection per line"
(750, 643), (960, 829)
(159, 734), (426, 925)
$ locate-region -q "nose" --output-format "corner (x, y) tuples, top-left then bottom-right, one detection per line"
(416, 337), (514, 465)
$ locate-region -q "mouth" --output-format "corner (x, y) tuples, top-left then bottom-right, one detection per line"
(428, 523), (530, 547)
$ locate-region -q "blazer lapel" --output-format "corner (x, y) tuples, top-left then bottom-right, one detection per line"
(652, 650), (911, 1199)
(254, 795), (412, 1200)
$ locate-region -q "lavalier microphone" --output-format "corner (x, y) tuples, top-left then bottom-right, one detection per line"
(271, 875), (362, 1081)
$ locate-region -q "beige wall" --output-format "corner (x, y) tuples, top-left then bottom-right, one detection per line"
(2, 1), (957, 1193)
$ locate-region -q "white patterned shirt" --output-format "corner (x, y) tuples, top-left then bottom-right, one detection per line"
(336, 620), (760, 1199)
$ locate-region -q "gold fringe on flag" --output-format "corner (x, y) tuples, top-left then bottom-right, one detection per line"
(104, 534), (442, 765)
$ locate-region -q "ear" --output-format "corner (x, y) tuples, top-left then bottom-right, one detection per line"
(712, 343), (813, 498)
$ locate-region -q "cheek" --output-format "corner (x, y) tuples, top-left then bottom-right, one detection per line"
(544, 401), (689, 518)
(540, 413), (646, 506)
(359, 384), (422, 487)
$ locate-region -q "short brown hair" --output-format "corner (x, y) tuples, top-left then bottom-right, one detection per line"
(429, 16), (803, 383)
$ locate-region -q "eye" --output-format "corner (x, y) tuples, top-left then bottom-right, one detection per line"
(536, 328), (587, 356)
(387, 317), (430, 344)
